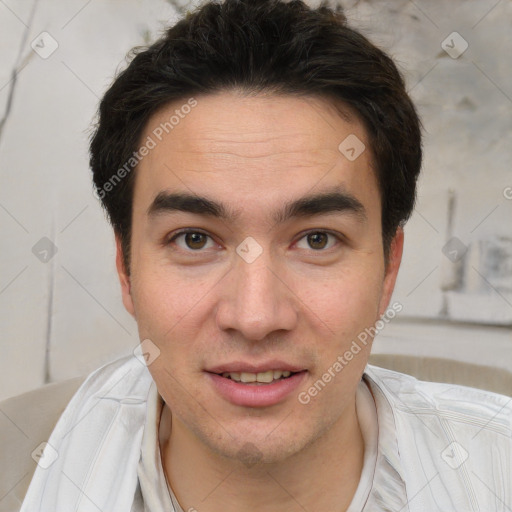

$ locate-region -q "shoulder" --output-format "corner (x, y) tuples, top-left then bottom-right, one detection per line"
(0, 355), (150, 510)
(365, 363), (512, 419)
(69, 353), (150, 396)
(53, 353), (153, 428)
(364, 364), (512, 508)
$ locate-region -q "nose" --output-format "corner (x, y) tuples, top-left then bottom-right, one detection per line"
(215, 247), (298, 341)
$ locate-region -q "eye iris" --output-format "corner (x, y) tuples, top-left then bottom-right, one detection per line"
(185, 232), (207, 249)
(308, 232), (328, 250)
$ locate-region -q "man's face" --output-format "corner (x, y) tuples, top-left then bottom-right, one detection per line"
(117, 91), (402, 464)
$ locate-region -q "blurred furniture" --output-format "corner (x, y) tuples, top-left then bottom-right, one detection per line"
(0, 376), (85, 512)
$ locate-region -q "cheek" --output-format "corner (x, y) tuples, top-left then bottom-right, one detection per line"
(130, 268), (218, 382)
(299, 265), (384, 339)
(131, 267), (206, 331)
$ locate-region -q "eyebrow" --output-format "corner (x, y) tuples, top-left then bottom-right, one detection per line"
(147, 187), (367, 224)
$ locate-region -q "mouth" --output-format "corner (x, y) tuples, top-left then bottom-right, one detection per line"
(205, 367), (308, 407)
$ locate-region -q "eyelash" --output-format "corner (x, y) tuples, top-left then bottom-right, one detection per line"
(165, 228), (343, 253)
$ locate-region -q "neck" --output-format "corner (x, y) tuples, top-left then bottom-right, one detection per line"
(159, 398), (365, 512)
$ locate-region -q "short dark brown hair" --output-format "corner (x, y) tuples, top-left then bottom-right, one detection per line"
(90, 0), (422, 272)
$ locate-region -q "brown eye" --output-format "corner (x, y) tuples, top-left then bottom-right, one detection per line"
(295, 231), (339, 251)
(307, 232), (329, 250)
(168, 230), (215, 251)
(184, 232), (208, 250)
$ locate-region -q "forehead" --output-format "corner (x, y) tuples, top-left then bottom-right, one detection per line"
(132, 91), (379, 222)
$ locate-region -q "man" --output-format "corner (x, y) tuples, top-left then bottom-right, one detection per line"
(20, 1), (511, 511)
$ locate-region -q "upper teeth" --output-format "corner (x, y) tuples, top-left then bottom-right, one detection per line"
(222, 370), (292, 383)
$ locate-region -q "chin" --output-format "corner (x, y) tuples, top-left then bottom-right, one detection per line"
(196, 422), (319, 468)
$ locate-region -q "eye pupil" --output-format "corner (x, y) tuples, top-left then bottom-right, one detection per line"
(185, 233), (207, 249)
(308, 232), (328, 250)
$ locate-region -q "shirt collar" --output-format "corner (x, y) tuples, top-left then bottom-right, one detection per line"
(362, 365), (409, 511)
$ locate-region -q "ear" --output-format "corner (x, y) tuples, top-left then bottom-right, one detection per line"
(115, 234), (135, 318)
(377, 227), (404, 317)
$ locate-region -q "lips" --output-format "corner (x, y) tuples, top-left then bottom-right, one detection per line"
(206, 360), (305, 374)
(205, 361), (307, 407)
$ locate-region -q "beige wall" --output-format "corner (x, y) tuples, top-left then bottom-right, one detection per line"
(0, 0), (511, 401)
